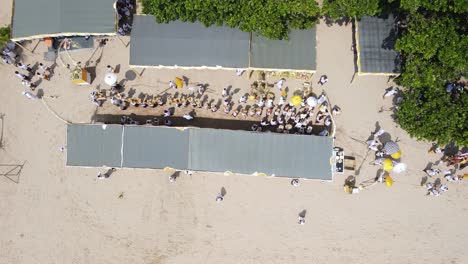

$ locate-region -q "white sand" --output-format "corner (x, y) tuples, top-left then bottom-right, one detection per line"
(0, 15), (467, 264)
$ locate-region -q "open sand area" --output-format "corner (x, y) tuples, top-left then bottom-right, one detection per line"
(1, 9), (467, 264)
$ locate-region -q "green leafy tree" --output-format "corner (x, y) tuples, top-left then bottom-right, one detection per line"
(321, 0), (382, 21)
(399, 0), (468, 14)
(141, 0), (320, 39)
(0, 26), (10, 47)
(394, 13), (468, 145)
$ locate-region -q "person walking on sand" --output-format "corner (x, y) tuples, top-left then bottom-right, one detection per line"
(423, 168), (441, 177)
(216, 193), (224, 203)
(37, 71), (50, 81)
(21, 80), (36, 90)
(2, 56), (14, 65)
(318, 75), (328, 85)
(183, 113), (194, 120)
(238, 95), (247, 104)
(21, 91), (38, 100)
(15, 71), (28, 80)
(106, 65), (114, 73)
(275, 78), (285, 90)
(169, 80), (176, 89)
(222, 87), (228, 97)
(18, 62), (33, 72)
(298, 216), (305, 225)
(163, 109), (172, 117)
(39, 63), (50, 71)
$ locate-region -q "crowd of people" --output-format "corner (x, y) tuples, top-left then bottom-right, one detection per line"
(92, 73), (339, 137)
(2, 44), (51, 99)
(423, 146), (468, 196)
(116, 0), (135, 36)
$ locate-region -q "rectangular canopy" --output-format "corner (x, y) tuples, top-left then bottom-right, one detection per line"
(67, 124), (333, 180)
(130, 16), (250, 68)
(67, 124), (123, 167)
(12, 0), (116, 41)
(122, 126), (190, 169)
(250, 29), (316, 71)
(130, 15), (317, 71)
(356, 14), (400, 75)
(189, 128), (331, 179)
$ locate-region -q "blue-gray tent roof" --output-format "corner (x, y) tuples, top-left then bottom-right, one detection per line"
(250, 29), (316, 70)
(67, 124), (123, 167)
(12, 0), (116, 40)
(130, 16), (250, 68)
(357, 15), (400, 74)
(130, 15), (317, 71)
(67, 124), (333, 180)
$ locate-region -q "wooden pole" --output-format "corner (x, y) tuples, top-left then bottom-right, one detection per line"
(14, 41), (35, 55)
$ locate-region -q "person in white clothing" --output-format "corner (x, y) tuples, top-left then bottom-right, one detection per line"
(423, 168), (441, 177)
(238, 95), (247, 104)
(275, 79), (285, 90)
(298, 216), (305, 225)
(169, 80), (176, 89)
(22, 91), (38, 100)
(163, 109), (172, 117)
(15, 71), (28, 80)
(2, 56), (14, 64)
(183, 114), (194, 120)
(318, 75), (328, 85)
(278, 96), (285, 106)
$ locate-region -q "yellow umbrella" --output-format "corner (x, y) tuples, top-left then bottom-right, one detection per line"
(290, 95), (302, 106)
(391, 150), (402, 159)
(383, 158), (393, 172)
(175, 77), (184, 88)
(385, 175), (394, 187)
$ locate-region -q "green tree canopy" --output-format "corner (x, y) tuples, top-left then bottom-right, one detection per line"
(321, 0), (382, 21)
(0, 26), (10, 47)
(394, 10), (468, 145)
(141, 0), (320, 39)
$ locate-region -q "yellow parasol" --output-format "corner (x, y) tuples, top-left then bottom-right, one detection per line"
(383, 159), (393, 172)
(290, 95), (302, 106)
(175, 77), (184, 88)
(391, 150), (402, 159)
(385, 175), (394, 187)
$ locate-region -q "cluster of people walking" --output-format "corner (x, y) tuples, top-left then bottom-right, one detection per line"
(2, 44), (51, 98)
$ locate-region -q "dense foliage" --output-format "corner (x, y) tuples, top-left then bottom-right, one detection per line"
(0, 26), (10, 47)
(394, 3), (468, 146)
(321, 0), (382, 20)
(141, 0), (320, 39)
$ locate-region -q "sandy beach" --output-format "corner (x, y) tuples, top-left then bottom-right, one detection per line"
(1, 3), (467, 264)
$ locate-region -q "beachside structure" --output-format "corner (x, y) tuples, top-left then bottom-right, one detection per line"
(11, 0), (116, 41)
(130, 15), (317, 72)
(355, 14), (400, 75)
(67, 124), (333, 180)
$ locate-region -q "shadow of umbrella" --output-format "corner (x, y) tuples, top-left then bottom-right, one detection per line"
(125, 70), (137, 81)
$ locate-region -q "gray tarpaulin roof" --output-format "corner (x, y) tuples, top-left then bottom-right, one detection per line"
(130, 16), (250, 68)
(250, 29), (316, 70)
(130, 15), (317, 71)
(357, 15), (400, 74)
(67, 124), (333, 180)
(67, 124), (123, 167)
(12, 0), (116, 41)
(189, 128), (331, 179)
(122, 126), (189, 169)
